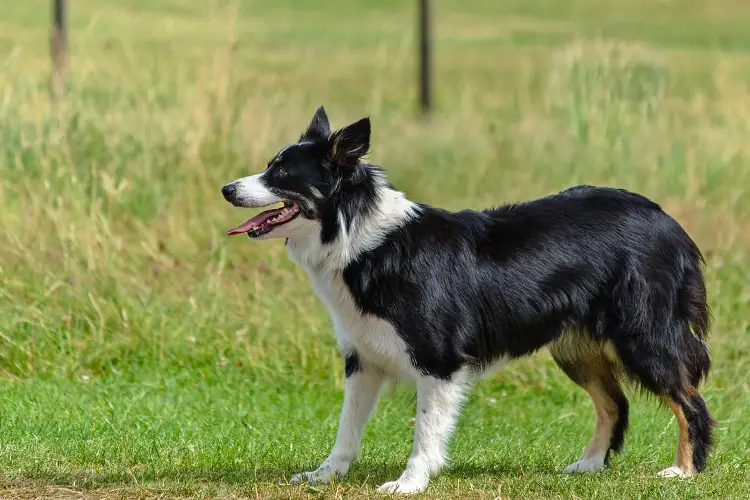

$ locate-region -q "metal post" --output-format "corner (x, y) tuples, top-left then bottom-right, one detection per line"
(418, 0), (431, 116)
(51, 0), (67, 96)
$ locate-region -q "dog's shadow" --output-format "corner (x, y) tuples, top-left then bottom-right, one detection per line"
(252, 460), (555, 488)
(24, 461), (555, 492)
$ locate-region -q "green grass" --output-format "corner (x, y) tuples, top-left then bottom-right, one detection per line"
(2, 0), (750, 498)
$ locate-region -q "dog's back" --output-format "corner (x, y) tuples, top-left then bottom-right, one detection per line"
(348, 185), (707, 370)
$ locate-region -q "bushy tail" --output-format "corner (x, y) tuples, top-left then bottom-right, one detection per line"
(681, 263), (711, 387)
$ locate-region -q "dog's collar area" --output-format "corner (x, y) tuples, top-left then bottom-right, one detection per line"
(227, 202), (301, 237)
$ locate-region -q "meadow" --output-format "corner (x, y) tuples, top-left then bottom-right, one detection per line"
(1, 0), (750, 498)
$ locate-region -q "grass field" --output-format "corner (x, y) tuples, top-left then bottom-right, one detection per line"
(2, 0), (750, 498)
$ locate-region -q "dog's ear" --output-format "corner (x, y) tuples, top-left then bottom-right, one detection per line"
(327, 117), (370, 169)
(300, 106), (331, 142)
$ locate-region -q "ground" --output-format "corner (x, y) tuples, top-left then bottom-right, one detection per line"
(1, 0), (750, 498)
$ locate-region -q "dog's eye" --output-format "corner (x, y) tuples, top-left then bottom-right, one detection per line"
(276, 167), (287, 178)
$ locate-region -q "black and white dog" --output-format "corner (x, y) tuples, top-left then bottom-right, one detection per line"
(221, 107), (713, 493)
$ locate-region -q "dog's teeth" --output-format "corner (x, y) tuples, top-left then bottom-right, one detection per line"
(264, 206), (296, 227)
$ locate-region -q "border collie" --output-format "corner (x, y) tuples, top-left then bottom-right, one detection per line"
(221, 107), (713, 493)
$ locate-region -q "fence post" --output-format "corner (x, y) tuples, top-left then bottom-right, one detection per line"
(418, 0), (431, 116)
(51, 0), (67, 97)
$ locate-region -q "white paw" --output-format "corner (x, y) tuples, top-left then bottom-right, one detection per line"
(656, 466), (692, 478)
(289, 465), (341, 485)
(562, 457), (606, 473)
(377, 477), (429, 494)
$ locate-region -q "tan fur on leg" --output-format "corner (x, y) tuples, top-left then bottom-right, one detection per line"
(561, 381), (619, 472)
(583, 383), (618, 460)
(551, 332), (628, 474)
(659, 397), (696, 477)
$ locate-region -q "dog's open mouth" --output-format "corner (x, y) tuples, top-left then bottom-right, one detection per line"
(226, 202), (301, 238)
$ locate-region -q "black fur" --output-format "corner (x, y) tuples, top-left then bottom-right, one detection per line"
(608, 393), (630, 462)
(344, 186), (710, 377)
(679, 391), (715, 472)
(344, 351), (362, 378)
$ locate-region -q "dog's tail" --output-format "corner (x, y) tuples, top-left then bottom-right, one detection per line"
(680, 257), (711, 387)
(671, 263), (715, 473)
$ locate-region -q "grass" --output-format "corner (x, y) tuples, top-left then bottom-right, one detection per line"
(1, 0), (750, 498)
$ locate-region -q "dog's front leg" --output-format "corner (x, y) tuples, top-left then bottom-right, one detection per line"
(290, 358), (385, 485)
(378, 369), (471, 494)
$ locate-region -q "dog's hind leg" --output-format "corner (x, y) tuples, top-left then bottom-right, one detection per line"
(550, 334), (629, 473)
(657, 389), (712, 478)
(611, 323), (714, 478)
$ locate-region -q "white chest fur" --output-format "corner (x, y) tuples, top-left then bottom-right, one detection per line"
(303, 265), (417, 379)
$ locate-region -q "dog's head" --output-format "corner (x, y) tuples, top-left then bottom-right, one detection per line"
(221, 106), (372, 241)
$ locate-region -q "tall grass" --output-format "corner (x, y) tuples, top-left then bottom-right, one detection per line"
(1, 34), (748, 380)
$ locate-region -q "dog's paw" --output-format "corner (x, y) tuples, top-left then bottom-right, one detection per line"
(289, 466), (340, 485)
(562, 457), (606, 473)
(377, 477), (429, 494)
(656, 466), (692, 478)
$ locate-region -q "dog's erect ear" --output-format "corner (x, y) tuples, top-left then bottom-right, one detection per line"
(300, 106), (331, 142)
(327, 117), (370, 168)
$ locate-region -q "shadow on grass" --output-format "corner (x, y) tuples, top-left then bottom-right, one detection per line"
(280, 460), (557, 487)
(7, 460), (556, 491)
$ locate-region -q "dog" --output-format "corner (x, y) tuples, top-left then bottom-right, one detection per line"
(221, 107), (714, 493)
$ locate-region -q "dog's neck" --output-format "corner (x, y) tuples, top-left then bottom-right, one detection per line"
(286, 169), (420, 273)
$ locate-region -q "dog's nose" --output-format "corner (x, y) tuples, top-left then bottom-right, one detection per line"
(221, 183), (236, 201)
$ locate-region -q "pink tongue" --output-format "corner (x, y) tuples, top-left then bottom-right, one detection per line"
(226, 208), (282, 236)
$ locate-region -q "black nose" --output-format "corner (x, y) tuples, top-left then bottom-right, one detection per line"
(221, 183), (236, 201)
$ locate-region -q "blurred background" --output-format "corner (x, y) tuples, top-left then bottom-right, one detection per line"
(1, 1), (749, 498)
